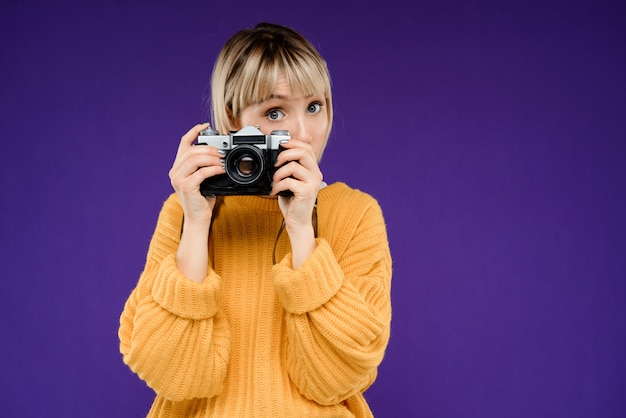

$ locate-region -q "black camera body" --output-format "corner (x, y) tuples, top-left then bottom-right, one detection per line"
(196, 125), (292, 196)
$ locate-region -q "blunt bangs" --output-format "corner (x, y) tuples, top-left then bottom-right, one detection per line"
(230, 46), (331, 116)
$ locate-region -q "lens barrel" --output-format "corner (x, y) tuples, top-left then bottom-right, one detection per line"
(224, 145), (265, 185)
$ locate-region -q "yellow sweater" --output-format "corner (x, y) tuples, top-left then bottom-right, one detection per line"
(119, 182), (392, 417)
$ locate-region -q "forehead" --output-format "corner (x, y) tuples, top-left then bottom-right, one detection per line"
(256, 74), (323, 104)
(268, 77), (314, 98)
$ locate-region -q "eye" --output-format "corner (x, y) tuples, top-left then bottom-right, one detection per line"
(267, 108), (285, 121)
(307, 101), (323, 114)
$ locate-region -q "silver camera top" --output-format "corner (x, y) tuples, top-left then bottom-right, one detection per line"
(197, 125), (290, 150)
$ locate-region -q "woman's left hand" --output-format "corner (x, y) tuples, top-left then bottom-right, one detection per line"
(271, 138), (322, 267)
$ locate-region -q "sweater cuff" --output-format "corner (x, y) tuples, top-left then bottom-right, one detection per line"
(273, 239), (344, 314)
(151, 253), (223, 320)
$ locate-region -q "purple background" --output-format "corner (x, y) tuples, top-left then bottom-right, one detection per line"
(1, 0), (625, 417)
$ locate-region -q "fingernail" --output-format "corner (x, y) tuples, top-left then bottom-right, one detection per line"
(218, 150), (226, 156)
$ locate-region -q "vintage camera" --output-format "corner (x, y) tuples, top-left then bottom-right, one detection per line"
(196, 125), (292, 196)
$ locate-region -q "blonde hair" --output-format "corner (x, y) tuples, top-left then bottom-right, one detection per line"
(210, 23), (333, 143)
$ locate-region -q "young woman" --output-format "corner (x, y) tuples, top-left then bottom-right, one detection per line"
(119, 22), (392, 417)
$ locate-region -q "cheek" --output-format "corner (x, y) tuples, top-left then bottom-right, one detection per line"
(312, 130), (329, 159)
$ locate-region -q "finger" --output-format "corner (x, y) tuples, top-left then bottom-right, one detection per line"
(188, 165), (226, 189)
(178, 123), (211, 153)
(274, 158), (323, 185)
(170, 154), (225, 192)
(173, 164), (226, 194)
(271, 176), (298, 197)
(171, 148), (223, 176)
(272, 163), (321, 197)
(271, 176), (320, 200)
(173, 138), (224, 172)
(185, 144), (225, 162)
(273, 161), (310, 183)
(275, 147), (319, 174)
(180, 154), (224, 178)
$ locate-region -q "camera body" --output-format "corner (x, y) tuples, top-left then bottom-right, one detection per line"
(196, 125), (292, 196)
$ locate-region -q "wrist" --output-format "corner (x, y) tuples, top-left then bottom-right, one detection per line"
(286, 224), (316, 269)
(177, 218), (211, 283)
(182, 216), (212, 234)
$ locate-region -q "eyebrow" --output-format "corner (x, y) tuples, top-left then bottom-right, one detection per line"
(267, 94), (288, 100)
(266, 93), (321, 101)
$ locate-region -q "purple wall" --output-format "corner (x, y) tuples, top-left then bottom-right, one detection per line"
(1, 0), (625, 416)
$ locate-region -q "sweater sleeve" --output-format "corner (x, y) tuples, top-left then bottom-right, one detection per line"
(118, 194), (231, 402)
(272, 193), (392, 405)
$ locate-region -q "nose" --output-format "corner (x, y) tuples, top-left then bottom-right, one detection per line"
(287, 115), (312, 143)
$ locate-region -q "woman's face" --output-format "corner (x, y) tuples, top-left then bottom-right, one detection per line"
(236, 75), (329, 161)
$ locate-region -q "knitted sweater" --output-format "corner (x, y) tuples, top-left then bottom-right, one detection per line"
(119, 182), (392, 417)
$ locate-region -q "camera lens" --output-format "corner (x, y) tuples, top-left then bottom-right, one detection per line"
(237, 156), (256, 176)
(225, 145), (265, 185)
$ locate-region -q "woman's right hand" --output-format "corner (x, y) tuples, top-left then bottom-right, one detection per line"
(169, 123), (226, 228)
(170, 124), (225, 282)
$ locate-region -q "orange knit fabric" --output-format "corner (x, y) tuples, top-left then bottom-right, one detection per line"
(119, 182), (392, 417)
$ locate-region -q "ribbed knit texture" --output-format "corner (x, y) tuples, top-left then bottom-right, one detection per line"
(118, 182), (392, 417)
